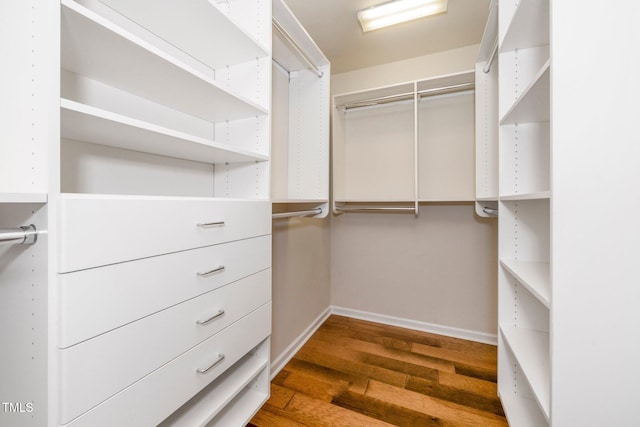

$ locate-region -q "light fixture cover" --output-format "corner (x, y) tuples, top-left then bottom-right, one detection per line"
(358, 0), (448, 32)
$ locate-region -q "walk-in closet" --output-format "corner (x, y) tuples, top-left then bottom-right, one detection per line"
(2, 0), (639, 426)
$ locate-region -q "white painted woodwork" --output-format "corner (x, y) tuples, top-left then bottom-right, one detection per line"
(60, 303), (271, 427)
(58, 196), (271, 272)
(58, 237), (271, 348)
(1, 0), (272, 424)
(271, 0), (330, 216)
(58, 269), (271, 423)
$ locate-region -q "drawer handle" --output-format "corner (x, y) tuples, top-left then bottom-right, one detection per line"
(197, 265), (225, 277)
(196, 309), (225, 325)
(197, 221), (225, 228)
(196, 353), (225, 374)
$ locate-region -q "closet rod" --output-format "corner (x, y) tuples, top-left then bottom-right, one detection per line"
(482, 207), (499, 216)
(335, 206), (416, 214)
(272, 208), (323, 219)
(336, 82), (475, 110)
(0, 224), (38, 246)
(272, 19), (324, 78)
(483, 39), (499, 73)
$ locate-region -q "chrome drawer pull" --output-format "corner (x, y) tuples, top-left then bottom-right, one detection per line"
(196, 221), (225, 228)
(196, 353), (225, 374)
(197, 265), (225, 277)
(196, 309), (225, 325)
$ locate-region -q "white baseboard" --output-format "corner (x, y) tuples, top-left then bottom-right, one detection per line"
(270, 306), (332, 379)
(330, 306), (498, 345)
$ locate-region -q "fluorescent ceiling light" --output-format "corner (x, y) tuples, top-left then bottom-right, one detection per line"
(358, 0), (448, 32)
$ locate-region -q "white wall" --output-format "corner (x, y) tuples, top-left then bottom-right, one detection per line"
(330, 44), (500, 338)
(330, 205), (498, 336)
(271, 215), (331, 361)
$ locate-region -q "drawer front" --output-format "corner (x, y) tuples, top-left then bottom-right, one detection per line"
(59, 269), (271, 424)
(62, 302), (271, 427)
(58, 196), (271, 272)
(59, 235), (271, 348)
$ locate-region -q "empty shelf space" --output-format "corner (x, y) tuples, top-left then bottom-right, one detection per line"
(207, 385), (268, 427)
(500, 393), (548, 427)
(159, 354), (268, 426)
(500, 191), (550, 201)
(61, 0), (267, 123)
(97, 0), (269, 70)
(500, 326), (550, 419)
(501, 0), (550, 52)
(500, 259), (550, 307)
(500, 61), (550, 125)
(61, 99), (268, 164)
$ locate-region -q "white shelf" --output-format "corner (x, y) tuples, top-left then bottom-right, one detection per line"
(500, 393), (548, 427)
(61, 99), (268, 164)
(500, 259), (550, 308)
(500, 191), (550, 201)
(272, 199), (327, 204)
(97, 0), (269, 70)
(500, 60), (550, 125)
(501, 0), (550, 52)
(160, 354), (268, 426)
(0, 193), (48, 204)
(206, 385), (268, 427)
(61, 0), (267, 123)
(501, 326), (550, 419)
(476, 195), (499, 202)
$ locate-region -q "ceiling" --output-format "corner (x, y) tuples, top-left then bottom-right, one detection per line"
(283, 0), (491, 74)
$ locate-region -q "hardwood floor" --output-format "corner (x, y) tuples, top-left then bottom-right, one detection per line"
(248, 315), (507, 426)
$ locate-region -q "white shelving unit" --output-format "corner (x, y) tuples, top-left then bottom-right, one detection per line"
(332, 72), (475, 215)
(2, 0), (273, 425)
(271, 0), (330, 219)
(475, 0), (498, 218)
(496, 0), (550, 424)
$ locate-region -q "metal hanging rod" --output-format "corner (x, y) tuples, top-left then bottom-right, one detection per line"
(272, 19), (324, 79)
(272, 208), (323, 219)
(483, 207), (499, 217)
(336, 82), (475, 110)
(335, 206), (417, 214)
(483, 39), (499, 74)
(0, 224), (38, 246)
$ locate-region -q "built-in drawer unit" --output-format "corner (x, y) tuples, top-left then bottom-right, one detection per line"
(58, 195), (271, 272)
(61, 302), (271, 427)
(58, 269), (271, 424)
(58, 235), (271, 348)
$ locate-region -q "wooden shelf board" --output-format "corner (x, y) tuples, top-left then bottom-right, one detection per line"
(500, 191), (550, 201)
(500, 61), (550, 125)
(500, 326), (550, 419)
(500, 259), (551, 308)
(98, 0), (269, 70)
(61, 99), (268, 164)
(501, 0), (550, 52)
(0, 193), (48, 204)
(499, 393), (548, 427)
(61, 0), (267, 123)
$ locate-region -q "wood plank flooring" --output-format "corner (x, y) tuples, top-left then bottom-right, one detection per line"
(248, 315), (507, 426)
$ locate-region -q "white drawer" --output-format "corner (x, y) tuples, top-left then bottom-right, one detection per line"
(58, 195), (271, 272)
(59, 269), (271, 425)
(61, 302), (271, 427)
(58, 235), (271, 348)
